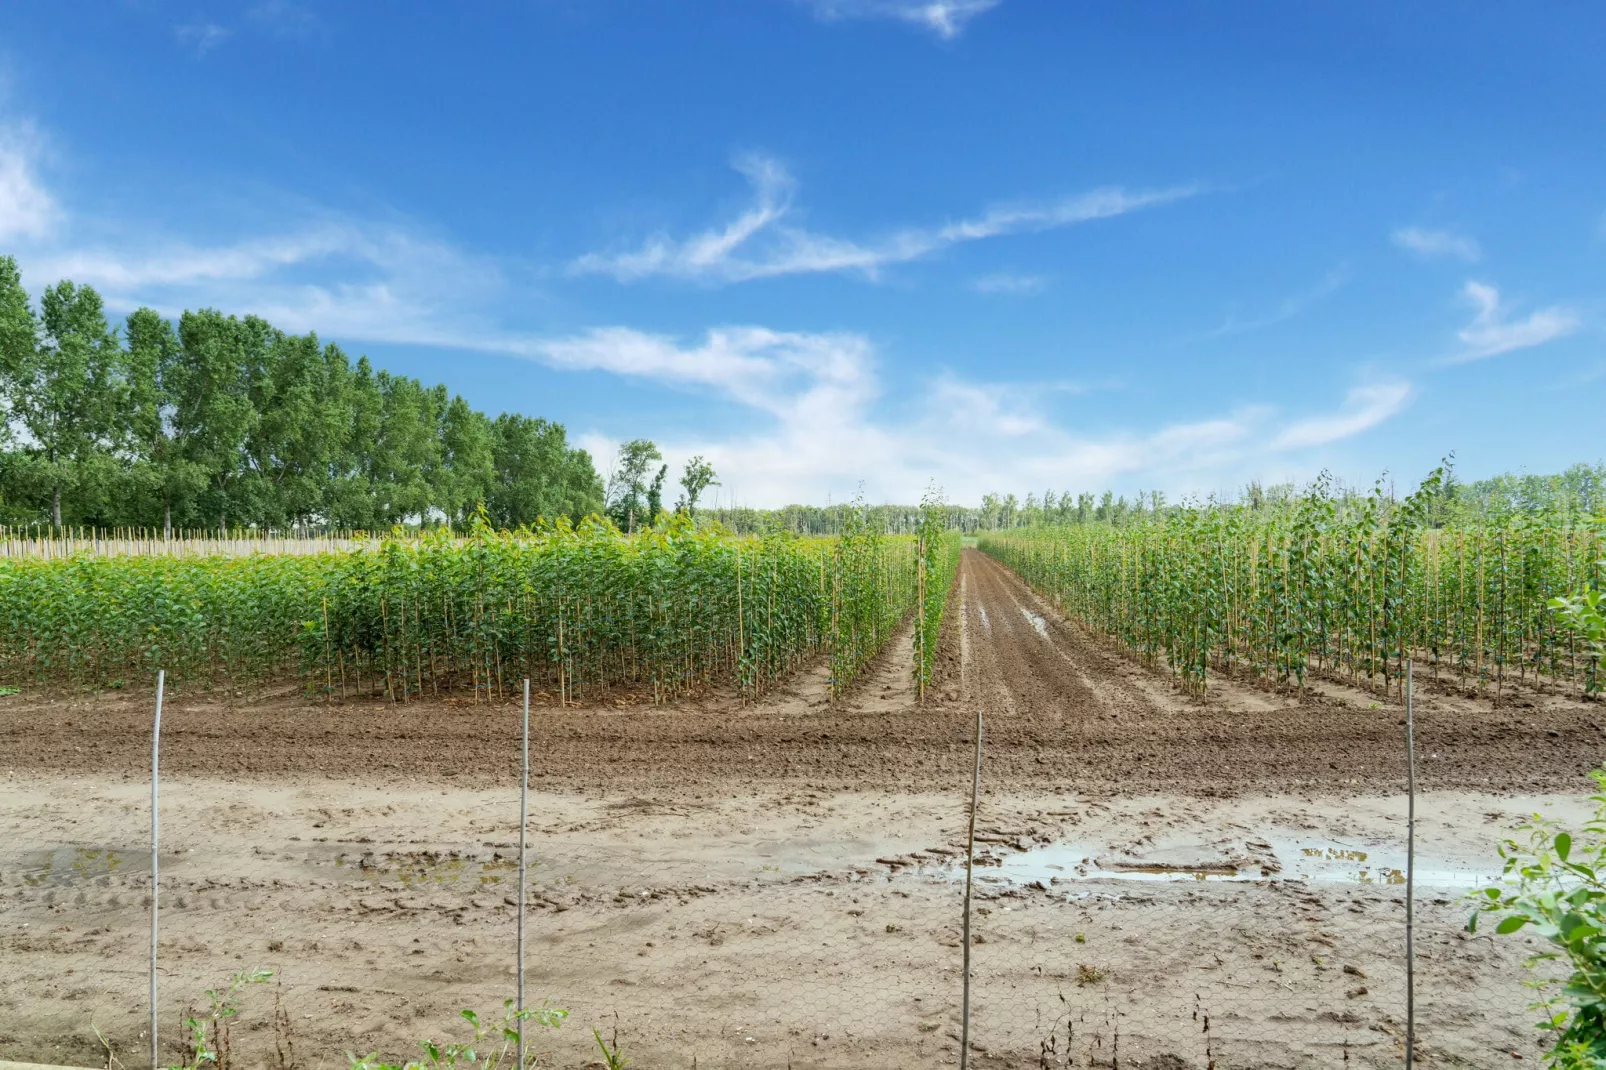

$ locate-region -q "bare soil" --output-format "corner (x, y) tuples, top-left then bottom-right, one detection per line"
(2, 549), (1601, 1069)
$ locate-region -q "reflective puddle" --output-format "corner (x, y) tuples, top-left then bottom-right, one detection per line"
(1020, 608), (1050, 640)
(18, 845), (149, 886)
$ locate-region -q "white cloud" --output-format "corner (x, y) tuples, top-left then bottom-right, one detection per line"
(516, 326), (876, 423)
(1392, 226), (1481, 262)
(31, 227), (361, 289)
(1448, 280), (1580, 363)
(21, 207), (509, 350)
(926, 373), (1048, 436)
(0, 122), (57, 243)
(175, 21), (233, 55)
(970, 272), (1047, 294)
(1270, 380), (1413, 450)
(799, 0), (1004, 38)
(248, 1), (325, 40)
(572, 155), (1194, 284)
(1207, 267), (1349, 337)
(494, 324), (1411, 505)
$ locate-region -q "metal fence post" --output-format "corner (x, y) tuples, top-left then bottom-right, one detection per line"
(151, 669), (165, 1070)
(517, 678), (530, 1068)
(960, 706), (983, 1070)
(1405, 659), (1416, 1068)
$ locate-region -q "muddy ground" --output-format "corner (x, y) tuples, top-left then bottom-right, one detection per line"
(2, 549), (1602, 1069)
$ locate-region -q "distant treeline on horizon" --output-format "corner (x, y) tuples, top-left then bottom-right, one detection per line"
(707, 462), (1606, 535)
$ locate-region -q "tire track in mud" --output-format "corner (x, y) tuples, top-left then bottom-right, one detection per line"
(959, 549), (1174, 737)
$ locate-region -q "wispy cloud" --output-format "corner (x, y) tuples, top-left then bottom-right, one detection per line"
(799, 0), (1004, 38)
(32, 227), (364, 289)
(970, 272), (1046, 295)
(1392, 226), (1481, 262)
(520, 326), (875, 422)
(523, 325), (1410, 505)
(1271, 380), (1413, 450)
(0, 121), (55, 242)
(1447, 280), (1580, 363)
(1207, 266), (1349, 337)
(247, 1), (326, 42)
(175, 21), (233, 56)
(571, 155), (1195, 284)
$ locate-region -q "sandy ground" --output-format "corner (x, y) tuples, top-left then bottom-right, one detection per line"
(3, 549), (1603, 1069)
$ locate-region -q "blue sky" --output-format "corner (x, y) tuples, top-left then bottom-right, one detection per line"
(0, 1), (1601, 506)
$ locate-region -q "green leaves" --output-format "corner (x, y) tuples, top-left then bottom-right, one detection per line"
(979, 468), (1603, 701)
(1473, 768), (1606, 1066)
(912, 488), (960, 697)
(0, 255), (605, 532)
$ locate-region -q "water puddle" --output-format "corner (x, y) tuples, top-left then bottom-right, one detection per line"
(984, 837), (1494, 890)
(17, 845), (150, 886)
(1020, 608), (1050, 640)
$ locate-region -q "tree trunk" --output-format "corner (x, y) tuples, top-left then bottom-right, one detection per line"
(164, 498), (172, 540)
(52, 485), (61, 529)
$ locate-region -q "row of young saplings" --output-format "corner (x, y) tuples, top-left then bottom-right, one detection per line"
(0, 513), (962, 704)
(980, 468), (1605, 698)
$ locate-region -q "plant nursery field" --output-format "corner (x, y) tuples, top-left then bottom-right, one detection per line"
(3, 549), (1603, 1068)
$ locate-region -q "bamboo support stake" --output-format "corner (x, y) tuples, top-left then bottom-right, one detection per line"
(1405, 659), (1417, 1069)
(959, 705), (983, 1070)
(517, 679), (530, 1069)
(150, 670), (165, 1070)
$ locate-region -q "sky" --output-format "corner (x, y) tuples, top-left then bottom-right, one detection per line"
(0, 1), (1601, 508)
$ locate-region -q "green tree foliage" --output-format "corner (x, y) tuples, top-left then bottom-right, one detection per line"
(1552, 558), (1606, 695)
(1473, 768), (1606, 1068)
(0, 257), (36, 444)
(435, 396), (495, 526)
(485, 414), (603, 529)
(676, 455), (718, 517)
(123, 307), (203, 535)
(913, 485), (961, 698)
(980, 467), (1605, 698)
(604, 439), (663, 532)
(0, 257), (601, 531)
(9, 280), (125, 526)
(0, 520), (940, 700)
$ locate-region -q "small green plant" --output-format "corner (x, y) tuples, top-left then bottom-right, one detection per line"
(347, 1000), (567, 1070)
(591, 1024), (630, 1070)
(0, 685), (18, 696)
(171, 968), (274, 1070)
(1551, 570), (1605, 694)
(1470, 768), (1606, 1068)
(1075, 963), (1107, 986)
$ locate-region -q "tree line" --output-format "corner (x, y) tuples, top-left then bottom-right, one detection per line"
(0, 255), (604, 533)
(974, 460), (1605, 531)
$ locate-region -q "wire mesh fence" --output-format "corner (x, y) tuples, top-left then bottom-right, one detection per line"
(0, 694), (1567, 1070)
